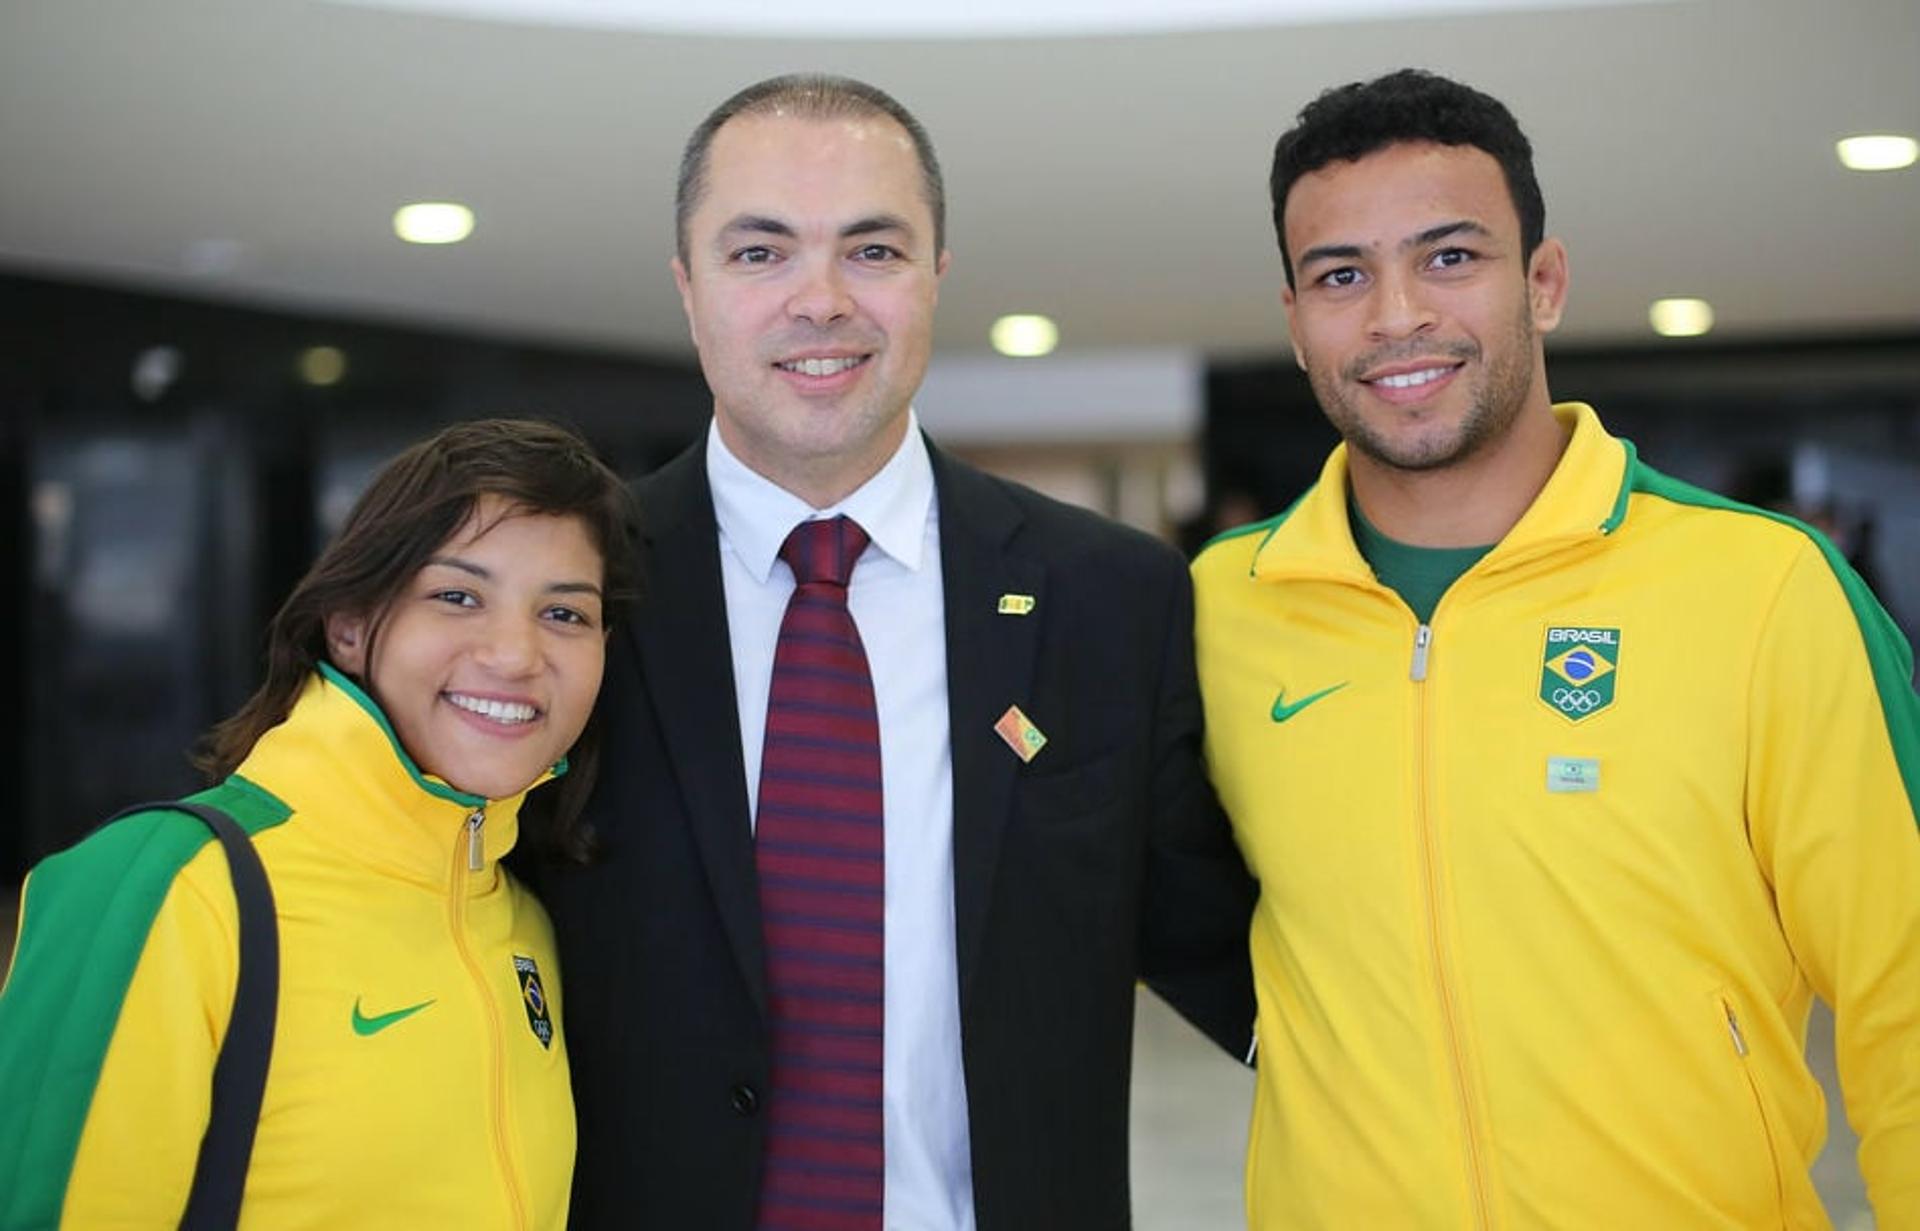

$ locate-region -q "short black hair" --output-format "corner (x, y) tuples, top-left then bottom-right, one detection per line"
(676, 73), (946, 264)
(1269, 68), (1545, 288)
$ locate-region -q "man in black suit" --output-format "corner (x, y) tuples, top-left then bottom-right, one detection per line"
(532, 74), (1255, 1230)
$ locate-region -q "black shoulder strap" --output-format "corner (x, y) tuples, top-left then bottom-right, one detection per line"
(107, 800), (279, 1230)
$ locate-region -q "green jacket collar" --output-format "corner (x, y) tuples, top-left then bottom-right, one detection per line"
(1251, 402), (1635, 586)
(233, 666), (561, 889)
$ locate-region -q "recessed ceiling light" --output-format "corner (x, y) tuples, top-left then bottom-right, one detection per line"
(990, 314), (1059, 357)
(393, 201), (475, 244)
(1836, 134), (1918, 172)
(130, 346), (184, 403)
(1649, 298), (1713, 338)
(299, 346), (349, 387)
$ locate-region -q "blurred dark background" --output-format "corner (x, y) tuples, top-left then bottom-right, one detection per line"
(0, 271), (711, 879)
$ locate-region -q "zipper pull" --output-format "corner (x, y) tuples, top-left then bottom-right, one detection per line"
(1723, 1002), (1748, 1057)
(466, 808), (485, 872)
(1410, 624), (1433, 681)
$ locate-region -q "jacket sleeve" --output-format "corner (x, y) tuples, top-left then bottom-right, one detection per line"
(0, 836), (236, 1229)
(1138, 555), (1259, 1062)
(1746, 541), (1920, 1224)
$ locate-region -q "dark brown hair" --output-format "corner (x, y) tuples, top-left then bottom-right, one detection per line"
(196, 418), (637, 858)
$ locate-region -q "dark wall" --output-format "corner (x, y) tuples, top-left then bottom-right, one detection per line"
(0, 271), (710, 878)
(1206, 335), (1920, 513)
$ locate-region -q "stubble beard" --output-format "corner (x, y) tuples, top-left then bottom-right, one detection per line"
(1311, 309), (1537, 475)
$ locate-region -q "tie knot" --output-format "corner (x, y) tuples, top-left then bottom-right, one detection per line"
(779, 516), (870, 589)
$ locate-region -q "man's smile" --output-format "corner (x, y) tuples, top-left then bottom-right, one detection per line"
(1361, 363), (1462, 406)
(774, 354), (871, 377)
(1371, 366), (1455, 390)
(1349, 349), (1474, 407)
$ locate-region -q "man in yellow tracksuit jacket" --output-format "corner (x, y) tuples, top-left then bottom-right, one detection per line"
(1194, 69), (1920, 1228)
(0, 667), (575, 1229)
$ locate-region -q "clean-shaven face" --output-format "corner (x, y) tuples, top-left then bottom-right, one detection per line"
(329, 496), (606, 801)
(673, 111), (948, 506)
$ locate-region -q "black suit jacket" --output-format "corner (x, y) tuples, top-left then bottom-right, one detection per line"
(529, 440), (1255, 1230)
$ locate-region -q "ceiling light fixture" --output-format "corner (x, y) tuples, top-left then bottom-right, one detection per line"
(393, 201), (475, 244)
(130, 346), (184, 403)
(990, 314), (1059, 357)
(298, 346), (349, 387)
(1836, 134), (1918, 172)
(1649, 298), (1713, 338)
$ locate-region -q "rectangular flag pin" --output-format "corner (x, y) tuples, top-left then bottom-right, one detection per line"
(997, 593), (1036, 616)
(994, 705), (1048, 763)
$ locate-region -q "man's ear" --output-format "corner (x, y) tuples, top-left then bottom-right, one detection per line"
(671, 256), (698, 349)
(1281, 283), (1307, 372)
(326, 613), (368, 675)
(1528, 237), (1570, 334)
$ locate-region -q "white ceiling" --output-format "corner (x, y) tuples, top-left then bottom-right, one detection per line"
(323, 0), (1658, 38)
(1, 0), (1915, 363)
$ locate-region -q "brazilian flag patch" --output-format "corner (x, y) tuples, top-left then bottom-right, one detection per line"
(1539, 626), (1620, 722)
(514, 954), (553, 1049)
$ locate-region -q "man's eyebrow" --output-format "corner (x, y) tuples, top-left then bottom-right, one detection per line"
(717, 214), (796, 241)
(841, 214), (914, 239)
(1405, 219), (1492, 249)
(1296, 220), (1495, 270)
(1296, 242), (1366, 270)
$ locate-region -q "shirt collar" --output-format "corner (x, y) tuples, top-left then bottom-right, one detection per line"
(706, 410), (936, 583)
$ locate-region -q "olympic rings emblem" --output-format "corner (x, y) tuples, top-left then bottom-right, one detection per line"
(1552, 687), (1602, 713)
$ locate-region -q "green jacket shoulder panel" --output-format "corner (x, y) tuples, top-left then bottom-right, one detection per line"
(1631, 459), (1919, 824)
(0, 780), (291, 1229)
(1194, 494), (1307, 577)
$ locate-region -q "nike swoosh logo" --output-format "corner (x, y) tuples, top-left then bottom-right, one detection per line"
(1270, 682), (1348, 723)
(351, 996), (436, 1036)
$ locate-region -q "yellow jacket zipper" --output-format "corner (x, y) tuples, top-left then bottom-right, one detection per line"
(1410, 620), (1493, 1228)
(1721, 997), (1790, 1216)
(449, 805), (530, 1231)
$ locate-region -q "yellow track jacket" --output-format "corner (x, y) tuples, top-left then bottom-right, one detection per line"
(1193, 404), (1920, 1229)
(0, 667), (574, 1229)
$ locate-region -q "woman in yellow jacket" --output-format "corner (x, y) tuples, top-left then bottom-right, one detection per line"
(0, 418), (636, 1229)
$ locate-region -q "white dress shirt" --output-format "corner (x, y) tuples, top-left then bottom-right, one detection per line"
(707, 414), (976, 1231)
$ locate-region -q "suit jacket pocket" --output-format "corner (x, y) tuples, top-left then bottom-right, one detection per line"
(1016, 747), (1129, 821)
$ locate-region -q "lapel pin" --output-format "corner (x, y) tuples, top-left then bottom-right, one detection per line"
(993, 705), (1048, 763)
(997, 593), (1036, 616)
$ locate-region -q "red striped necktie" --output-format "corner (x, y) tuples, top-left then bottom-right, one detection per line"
(755, 515), (885, 1231)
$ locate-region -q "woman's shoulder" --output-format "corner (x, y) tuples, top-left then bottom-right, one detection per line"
(0, 788), (290, 1228)
(18, 779), (293, 963)
(39, 778), (289, 894)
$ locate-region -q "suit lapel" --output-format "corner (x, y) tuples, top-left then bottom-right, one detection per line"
(631, 442), (1046, 1021)
(632, 448), (767, 1018)
(932, 447), (1045, 1012)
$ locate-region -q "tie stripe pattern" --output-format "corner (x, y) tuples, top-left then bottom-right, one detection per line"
(755, 516), (885, 1231)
